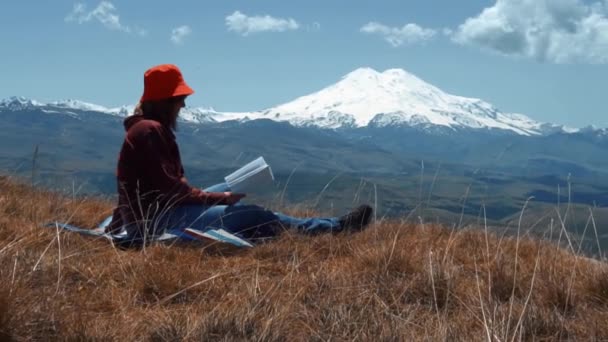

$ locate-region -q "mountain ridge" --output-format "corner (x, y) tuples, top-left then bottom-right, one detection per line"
(0, 67), (583, 135)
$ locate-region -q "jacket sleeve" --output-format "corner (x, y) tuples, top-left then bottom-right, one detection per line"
(138, 125), (229, 205)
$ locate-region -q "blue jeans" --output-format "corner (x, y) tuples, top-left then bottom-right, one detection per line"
(156, 183), (341, 239)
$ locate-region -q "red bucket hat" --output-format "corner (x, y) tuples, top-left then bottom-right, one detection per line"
(140, 64), (194, 102)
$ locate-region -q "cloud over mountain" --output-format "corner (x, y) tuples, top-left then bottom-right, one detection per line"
(360, 22), (437, 47)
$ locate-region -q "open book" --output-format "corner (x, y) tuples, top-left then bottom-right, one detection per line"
(225, 157), (275, 194)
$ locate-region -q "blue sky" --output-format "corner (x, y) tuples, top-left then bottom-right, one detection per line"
(1, 0), (608, 127)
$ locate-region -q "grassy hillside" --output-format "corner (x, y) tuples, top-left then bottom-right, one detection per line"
(5, 110), (608, 229)
(0, 176), (607, 340)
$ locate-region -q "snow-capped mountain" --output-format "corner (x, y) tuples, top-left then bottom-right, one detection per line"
(245, 68), (570, 135)
(0, 97), (44, 111)
(0, 67), (582, 135)
(0, 96), (124, 116)
(0, 96), (216, 123)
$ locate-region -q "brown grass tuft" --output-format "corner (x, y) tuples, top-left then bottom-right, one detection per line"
(586, 267), (608, 307)
(0, 175), (607, 340)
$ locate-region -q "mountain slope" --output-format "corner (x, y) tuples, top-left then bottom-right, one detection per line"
(2, 89), (608, 229)
(1, 176), (607, 340)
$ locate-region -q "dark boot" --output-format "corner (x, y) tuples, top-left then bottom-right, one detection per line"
(338, 205), (373, 232)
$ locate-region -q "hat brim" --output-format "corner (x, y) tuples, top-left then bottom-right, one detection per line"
(172, 84), (195, 98)
(140, 84), (195, 102)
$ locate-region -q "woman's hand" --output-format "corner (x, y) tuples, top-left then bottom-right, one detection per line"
(223, 192), (246, 205)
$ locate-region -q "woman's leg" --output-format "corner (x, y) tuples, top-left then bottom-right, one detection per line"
(275, 205), (373, 234)
(159, 204), (281, 240)
(158, 204), (228, 240)
(157, 203), (369, 241)
(273, 212), (340, 234)
(204, 183), (340, 234)
(202, 183), (342, 234)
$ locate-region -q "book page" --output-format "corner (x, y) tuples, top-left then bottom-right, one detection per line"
(225, 157), (267, 185)
(225, 157), (274, 193)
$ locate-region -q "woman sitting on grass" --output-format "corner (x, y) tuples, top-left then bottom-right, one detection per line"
(106, 64), (372, 245)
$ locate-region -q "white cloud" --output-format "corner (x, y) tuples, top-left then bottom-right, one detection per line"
(360, 22), (437, 47)
(225, 11), (299, 36)
(453, 0), (608, 64)
(65, 1), (145, 35)
(171, 25), (192, 45)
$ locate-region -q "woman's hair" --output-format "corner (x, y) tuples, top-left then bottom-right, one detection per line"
(133, 102), (144, 116)
(136, 96), (185, 131)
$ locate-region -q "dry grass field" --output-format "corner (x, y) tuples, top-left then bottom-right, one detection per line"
(0, 175), (607, 341)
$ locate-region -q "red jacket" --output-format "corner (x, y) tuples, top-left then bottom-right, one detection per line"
(107, 115), (228, 233)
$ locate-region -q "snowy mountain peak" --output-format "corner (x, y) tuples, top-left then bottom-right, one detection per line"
(0, 96), (220, 124)
(49, 99), (110, 113)
(250, 67), (548, 134)
(0, 96), (111, 113)
(342, 67), (434, 91)
(0, 96), (42, 110)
